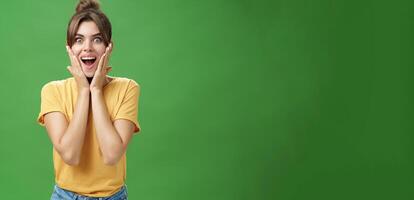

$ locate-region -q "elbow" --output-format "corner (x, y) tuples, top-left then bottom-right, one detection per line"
(101, 144), (126, 166)
(103, 159), (118, 166)
(65, 159), (80, 166)
(102, 152), (122, 166)
(103, 156), (120, 166)
(60, 151), (81, 166)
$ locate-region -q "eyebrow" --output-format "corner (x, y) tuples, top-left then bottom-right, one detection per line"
(75, 33), (103, 37)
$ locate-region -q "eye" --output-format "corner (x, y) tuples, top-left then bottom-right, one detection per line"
(74, 37), (83, 44)
(93, 37), (103, 43)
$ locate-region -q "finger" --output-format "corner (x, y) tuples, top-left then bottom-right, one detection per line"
(66, 46), (82, 69)
(97, 53), (107, 72)
(103, 45), (112, 70)
(71, 56), (82, 71)
(66, 66), (74, 76)
(106, 66), (112, 74)
(66, 46), (76, 59)
(66, 46), (74, 63)
(70, 56), (82, 70)
(66, 45), (71, 53)
(108, 43), (113, 57)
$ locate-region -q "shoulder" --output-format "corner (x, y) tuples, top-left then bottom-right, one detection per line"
(41, 77), (74, 93)
(111, 77), (140, 89)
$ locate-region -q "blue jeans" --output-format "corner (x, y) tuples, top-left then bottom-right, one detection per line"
(51, 184), (128, 200)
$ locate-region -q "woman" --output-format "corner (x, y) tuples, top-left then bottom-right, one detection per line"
(37, 0), (141, 199)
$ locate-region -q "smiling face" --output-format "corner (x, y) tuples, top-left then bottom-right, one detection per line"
(70, 21), (107, 78)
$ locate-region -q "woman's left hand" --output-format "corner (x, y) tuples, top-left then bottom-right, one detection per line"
(90, 43), (113, 92)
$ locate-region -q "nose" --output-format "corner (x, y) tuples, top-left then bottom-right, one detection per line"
(82, 40), (93, 52)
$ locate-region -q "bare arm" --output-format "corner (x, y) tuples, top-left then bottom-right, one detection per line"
(44, 88), (90, 166)
(89, 43), (135, 165)
(43, 46), (91, 166)
(90, 89), (135, 165)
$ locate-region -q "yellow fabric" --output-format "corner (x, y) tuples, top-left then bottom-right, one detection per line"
(37, 77), (141, 197)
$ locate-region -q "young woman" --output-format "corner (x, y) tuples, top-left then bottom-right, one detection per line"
(37, 0), (141, 199)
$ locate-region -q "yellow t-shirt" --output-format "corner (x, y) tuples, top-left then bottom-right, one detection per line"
(37, 77), (141, 197)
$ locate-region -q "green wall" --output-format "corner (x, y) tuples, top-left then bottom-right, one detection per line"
(0, 0), (413, 199)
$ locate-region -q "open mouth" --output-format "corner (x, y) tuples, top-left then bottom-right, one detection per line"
(80, 56), (97, 66)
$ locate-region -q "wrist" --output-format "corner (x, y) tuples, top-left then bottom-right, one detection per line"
(78, 87), (90, 95)
(90, 88), (103, 95)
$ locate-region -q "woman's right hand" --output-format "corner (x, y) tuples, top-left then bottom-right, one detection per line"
(66, 45), (89, 91)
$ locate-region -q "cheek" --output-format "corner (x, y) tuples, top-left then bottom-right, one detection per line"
(71, 46), (82, 55)
(96, 48), (107, 59)
(96, 46), (106, 54)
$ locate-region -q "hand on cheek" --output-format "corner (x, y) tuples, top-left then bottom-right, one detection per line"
(90, 43), (113, 92)
(66, 45), (90, 91)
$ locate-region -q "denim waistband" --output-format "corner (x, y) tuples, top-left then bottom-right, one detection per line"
(51, 184), (127, 200)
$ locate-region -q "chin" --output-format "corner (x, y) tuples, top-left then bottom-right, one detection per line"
(82, 70), (95, 78)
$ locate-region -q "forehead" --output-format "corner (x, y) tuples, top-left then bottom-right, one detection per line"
(76, 21), (101, 36)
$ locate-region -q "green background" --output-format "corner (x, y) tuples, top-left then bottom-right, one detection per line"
(0, 0), (413, 199)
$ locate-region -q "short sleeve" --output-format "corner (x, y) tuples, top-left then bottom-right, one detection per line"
(114, 81), (141, 134)
(37, 83), (64, 126)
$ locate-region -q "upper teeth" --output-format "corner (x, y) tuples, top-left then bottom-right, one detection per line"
(82, 57), (96, 60)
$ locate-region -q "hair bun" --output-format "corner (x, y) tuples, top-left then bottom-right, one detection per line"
(76, 0), (100, 13)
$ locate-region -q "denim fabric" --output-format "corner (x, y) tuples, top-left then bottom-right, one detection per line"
(50, 184), (127, 200)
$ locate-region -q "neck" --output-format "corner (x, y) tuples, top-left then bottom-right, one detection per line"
(87, 77), (93, 84)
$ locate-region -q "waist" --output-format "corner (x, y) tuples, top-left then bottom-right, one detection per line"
(53, 184), (127, 199)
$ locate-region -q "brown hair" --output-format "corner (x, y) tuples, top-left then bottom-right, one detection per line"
(66, 0), (112, 47)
